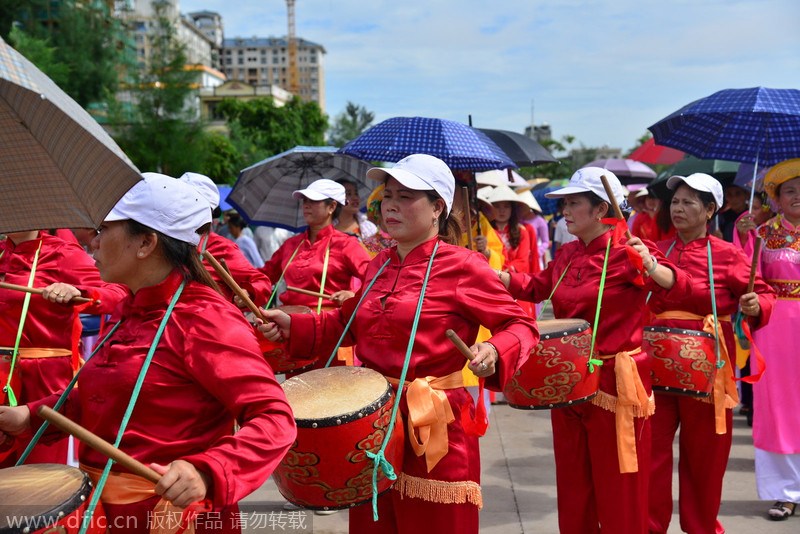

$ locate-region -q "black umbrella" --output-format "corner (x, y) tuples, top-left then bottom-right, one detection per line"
(474, 128), (558, 167)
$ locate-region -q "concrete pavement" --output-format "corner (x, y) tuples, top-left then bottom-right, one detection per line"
(243, 404), (797, 533)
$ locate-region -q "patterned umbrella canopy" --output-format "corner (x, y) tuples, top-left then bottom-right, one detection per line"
(228, 146), (375, 231)
(649, 86), (800, 166)
(0, 36), (141, 233)
(338, 116), (516, 171)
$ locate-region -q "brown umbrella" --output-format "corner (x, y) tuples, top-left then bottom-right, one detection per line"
(0, 36), (141, 233)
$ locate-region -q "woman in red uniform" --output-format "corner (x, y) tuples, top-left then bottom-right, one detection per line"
(259, 179), (370, 311)
(0, 229), (126, 466)
(498, 167), (691, 534)
(0, 174), (295, 533)
(646, 173), (775, 534)
(259, 154), (538, 534)
(486, 184), (531, 274)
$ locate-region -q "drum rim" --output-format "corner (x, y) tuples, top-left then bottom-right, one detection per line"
(538, 319), (592, 340)
(643, 326), (715, 340)
(0, 465), (92, 533)
(272, 360), (316, 375)
(508, 390), (599, 410)
(294, 382), (392, 428)
(652, 385), (712, 398)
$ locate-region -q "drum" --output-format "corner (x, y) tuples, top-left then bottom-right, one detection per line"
(1, 348), (21, 405)
(504, 319), (600, 409)
(273, 366), (405, 510)
(257, 305), (317, 374)
(644, 326), (716, 397)
(0, 464), (105, 533)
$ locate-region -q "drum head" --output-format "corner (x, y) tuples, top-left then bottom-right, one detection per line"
(282, 367), (391, 427)
(0, 464), (90, 532)
(279, 305), (312, 315)
(538, 318), (591, 338)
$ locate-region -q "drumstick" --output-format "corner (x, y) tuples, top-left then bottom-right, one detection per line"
(37, 406), (161, 484)
(220, 257), (232, 276)
(599, 175), (632, 240)
(0, 281), (94, 304)
(445, 329), (475, 362)
(746, 236), (762, 293)
(201, 250), (264, 320)
(462, 187), (474, 250)
(286, 285), (334, 300)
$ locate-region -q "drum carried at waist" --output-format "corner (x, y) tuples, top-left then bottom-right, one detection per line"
(256, 305), (317, 375)
(643, 326), (716, 397)
(274, 366), (404, 511)
(0, 464), (105, 533)
(504, 319), (600, 410)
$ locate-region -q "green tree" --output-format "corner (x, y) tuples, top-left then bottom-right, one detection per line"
(111, 0), (206, 175)
(200, 132), (240, 184)
(0, 0), (27, 41)
(8, 25), (70, 86)
(328, 101), (374, 147)
(217, 95), (328, 166)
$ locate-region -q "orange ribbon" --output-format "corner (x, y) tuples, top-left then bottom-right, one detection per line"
(654, 311), (737, 434)
(387, 369), (464, 473)
(599, 348), (647, 473)
(2, 346), (71, 358)
(81, 463), (211, 534)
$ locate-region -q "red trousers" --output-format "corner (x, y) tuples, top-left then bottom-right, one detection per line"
(648, 394), (732, 534)
(552, 401), (651, 534)
(349, 487), (478, 534)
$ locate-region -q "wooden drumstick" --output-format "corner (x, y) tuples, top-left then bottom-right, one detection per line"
(0, 281), (94, 304)
(446, 329), (475, 362)
(286, 285), (334, 300)
(462, 187), (474, 251)
(599, 175), (632, 240)
(37, 406), (161, 484)
(201, 250), (264, 320)
(746, 236), (762, 294)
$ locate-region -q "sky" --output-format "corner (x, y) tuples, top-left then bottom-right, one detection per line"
(179, 0), (800, 155)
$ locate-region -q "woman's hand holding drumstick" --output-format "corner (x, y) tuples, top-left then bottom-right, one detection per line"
(257, 309), (292, 343)
(0, 281), (94, 304)
(446, 329), (497, 378)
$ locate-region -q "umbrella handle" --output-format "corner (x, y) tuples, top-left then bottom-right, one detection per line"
(461, 187), (474, 250)
(600, 175), (632, 240)
(201, 250), (264, 320)
(746, 237), (762, 294)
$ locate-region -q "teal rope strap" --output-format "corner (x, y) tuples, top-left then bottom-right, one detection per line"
(324, 259), (391, 368)
(367, 241), (439, 521)
(536, 260), (571, 321)
(265, 242), (303, 309)
(78, 280), (186, 534)
(645, 239), (677, 305)
(708, 241), (723, 370)
(587, 238), (612, 373)
(16, 321), (124, 465)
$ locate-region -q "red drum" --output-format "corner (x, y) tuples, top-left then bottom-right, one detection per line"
(257, 305), (317, 374)
(274, 366), (404, 511)
(644, 326), (716, 397)
(504, 319), (600, 409)
(1, 349), (21, 405)
(0, 464), (106, 533)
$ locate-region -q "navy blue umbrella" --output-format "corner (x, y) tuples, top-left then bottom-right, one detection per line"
(648, 87), (800, 167)
(338, 116), (516, 171)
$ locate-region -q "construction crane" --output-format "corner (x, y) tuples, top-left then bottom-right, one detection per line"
(286, 0), (300, 96)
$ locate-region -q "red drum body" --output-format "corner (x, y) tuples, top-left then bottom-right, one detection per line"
(0, 464), (106, 533)
(0, 349), (21, 405)
(504, 319), (600, 410)
(274, 366), (405, 511)
(644, 326), (716, 397)
(258, 305), (316, 374)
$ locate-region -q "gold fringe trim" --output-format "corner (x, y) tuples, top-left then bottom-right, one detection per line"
(392, 472), (483, 509)
(591, 390), (656, 417)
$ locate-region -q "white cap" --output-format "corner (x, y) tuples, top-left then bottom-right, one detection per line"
(516, 189), (542, 212)
(179, 172), (219, 210)
(635, 188), (650, 198)
(545, 167), (626, 206)
(366, 154), (456, 215)
(667, 173), (724, 209)
(292, 179), (346, 204)
(486, 184), (528, 206)
(105, 172), (212, 246)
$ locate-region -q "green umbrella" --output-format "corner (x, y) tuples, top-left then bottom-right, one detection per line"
(648, 156), (740, 200)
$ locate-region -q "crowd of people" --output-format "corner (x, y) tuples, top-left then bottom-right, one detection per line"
(0, 153), (798, 534)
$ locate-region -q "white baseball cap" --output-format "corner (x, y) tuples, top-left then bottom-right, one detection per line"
(179, 172), (220, 210)
(366, 154), (456, 216)
(666, 173), (724, 210)
(292, 178), (346, 204)
(545, 167), (626, 206)
(105, 172), (212, 246)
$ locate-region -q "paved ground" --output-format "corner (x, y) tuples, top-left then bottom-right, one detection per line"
(242, 404), (798, 533)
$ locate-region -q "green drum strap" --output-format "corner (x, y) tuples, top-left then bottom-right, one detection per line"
(537, 259), (571, 321)
(265, 241), (303, 309)
(587, 238), (612, 373)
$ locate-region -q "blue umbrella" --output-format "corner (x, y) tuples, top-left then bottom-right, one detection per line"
(649, 87), (800, 166)
(216, 185), (233, 211)
(338, 116), (516, 171)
